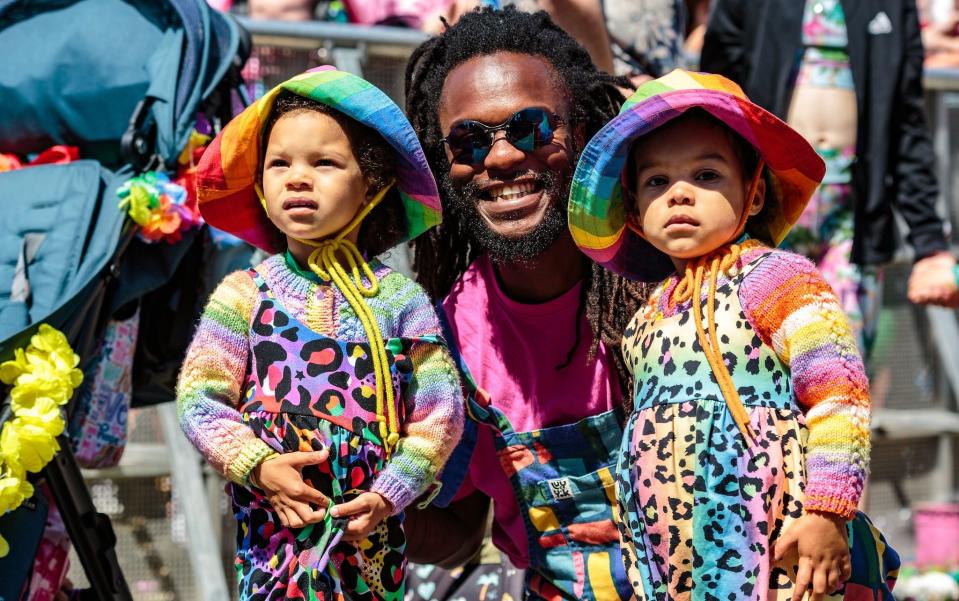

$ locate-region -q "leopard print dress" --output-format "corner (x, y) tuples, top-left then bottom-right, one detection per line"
(230, 270), (416, 600)
(614, 248), (898, 601)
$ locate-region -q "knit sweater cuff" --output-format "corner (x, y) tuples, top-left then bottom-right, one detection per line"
(226, 441), (278, 486)
(803, 486), (861, 520)
(371, 470), (421, 515)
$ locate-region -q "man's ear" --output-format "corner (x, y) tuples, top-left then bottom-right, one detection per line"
(574, 123), (587, 150)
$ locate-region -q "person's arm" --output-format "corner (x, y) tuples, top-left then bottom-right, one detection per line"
(739, 251), (870, 520)
(539, 0), (616, 72)
(683, 0), (711, 60)
(700, 0), (748, 84)
(894, 1), (950, 259)
(364, 277), (465, 514)
(176, 270), (278, 485)
(404, 491), (491, 567)
(895, 2), (959, 306)
(908, 250), (959, 306)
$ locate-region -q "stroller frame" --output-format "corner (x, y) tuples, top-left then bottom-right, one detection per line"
(44, 440), (133, 601)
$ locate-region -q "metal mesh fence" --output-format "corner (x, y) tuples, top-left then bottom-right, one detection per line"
(68, 409), (200, 601)
(870, 263), (945, 411)
(860, 259), (957, 561)
(241, 18), (423, 109)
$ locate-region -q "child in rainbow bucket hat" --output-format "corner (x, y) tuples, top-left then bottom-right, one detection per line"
(569, 70), (899, 601)
(179, 67), (463, 600)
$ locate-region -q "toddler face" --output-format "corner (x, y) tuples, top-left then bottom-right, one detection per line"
(627, 113), (764, 268)
(262, 110), (369, 245)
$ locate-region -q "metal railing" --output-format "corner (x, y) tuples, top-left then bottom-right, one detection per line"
(237, 17), (426, 109)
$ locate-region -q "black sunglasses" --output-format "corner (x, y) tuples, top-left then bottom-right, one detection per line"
(443, 107), (565, 164)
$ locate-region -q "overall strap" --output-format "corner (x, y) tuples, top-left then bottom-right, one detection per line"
(423, 303), (512, 508)
(434, 303), (513, 433)
(247, 268), (272, 298)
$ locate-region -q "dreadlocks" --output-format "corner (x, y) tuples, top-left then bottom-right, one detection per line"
(405, 6), (649, 403)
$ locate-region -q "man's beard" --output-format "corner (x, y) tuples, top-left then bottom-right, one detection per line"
(440, 168), (571, 264)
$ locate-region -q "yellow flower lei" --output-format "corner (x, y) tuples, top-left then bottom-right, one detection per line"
(0, 325), (83, 557)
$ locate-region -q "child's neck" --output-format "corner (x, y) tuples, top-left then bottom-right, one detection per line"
(670, 234), (753, 276)
(286, 229), (361, 268)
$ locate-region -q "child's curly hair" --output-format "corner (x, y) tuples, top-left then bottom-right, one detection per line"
(260, 90), (406, 258)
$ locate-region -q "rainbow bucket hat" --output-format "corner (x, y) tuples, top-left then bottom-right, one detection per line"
(196, 67), (442, 252)
(568, 69), (825, 282)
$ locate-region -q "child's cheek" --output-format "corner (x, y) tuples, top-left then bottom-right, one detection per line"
(633, 197), (653, 230)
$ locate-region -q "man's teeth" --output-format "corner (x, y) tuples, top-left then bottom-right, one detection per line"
(490, 182), (535, 201)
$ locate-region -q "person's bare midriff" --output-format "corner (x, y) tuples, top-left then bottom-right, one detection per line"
(786, 84), (858, 150)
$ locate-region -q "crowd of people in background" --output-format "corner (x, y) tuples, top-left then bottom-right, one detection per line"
(221, 0), (959, 71)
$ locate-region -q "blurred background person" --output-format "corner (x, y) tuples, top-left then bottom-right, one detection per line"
(447, 0), (617, 71)
(490, 0), (711, 85)
(684, 0), (711, 60)
(425, 0), (683, 81)
(247, 0), (318, 20)
(702, 0), (959, 365)
(340, 0), (462, 30)
(605, 0), (711, 83)
(919, 0), (959, 66)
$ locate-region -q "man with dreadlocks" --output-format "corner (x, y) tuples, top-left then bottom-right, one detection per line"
(401, 7), (648, 600)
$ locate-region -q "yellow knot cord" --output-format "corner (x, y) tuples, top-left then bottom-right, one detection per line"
(671, 244), (756, 444)
(262, 181), (402, 455)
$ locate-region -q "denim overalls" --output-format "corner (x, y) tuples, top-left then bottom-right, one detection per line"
(433, 309), (635, 601)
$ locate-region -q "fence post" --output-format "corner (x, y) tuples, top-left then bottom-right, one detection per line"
(157, 403), (231, 601)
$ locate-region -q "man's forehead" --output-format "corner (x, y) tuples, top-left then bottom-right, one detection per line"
(439, 52), (568, 126)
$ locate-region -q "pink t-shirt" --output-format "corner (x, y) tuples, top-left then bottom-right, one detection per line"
(443, 256), (624, 568)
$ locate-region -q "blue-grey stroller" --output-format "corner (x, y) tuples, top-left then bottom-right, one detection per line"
(0, 1), (250, 598)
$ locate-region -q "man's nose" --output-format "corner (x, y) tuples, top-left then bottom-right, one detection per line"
(482, 131), (526, 172)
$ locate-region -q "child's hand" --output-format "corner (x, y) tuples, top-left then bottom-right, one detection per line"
(330, 492), (394, 542)
(773, 512), (852, 601)
(252, 450), (330, 528)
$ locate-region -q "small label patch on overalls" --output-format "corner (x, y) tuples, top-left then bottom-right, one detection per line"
(547, 477), (574, 500)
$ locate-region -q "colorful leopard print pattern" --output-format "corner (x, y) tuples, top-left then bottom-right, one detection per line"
(230, 271), (412, 600)
(616, 253), (811, 600)
(614, 251), (897, 600)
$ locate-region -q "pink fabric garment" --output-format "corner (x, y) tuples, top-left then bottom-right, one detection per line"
(443, 255), (623, 568)
(342, 0), (452, 28)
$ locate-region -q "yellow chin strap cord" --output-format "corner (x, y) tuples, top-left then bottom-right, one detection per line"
(668, 160), (765, 445)
(260, 181), (401, 456)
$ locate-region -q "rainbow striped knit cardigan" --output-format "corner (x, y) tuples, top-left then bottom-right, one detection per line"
(175, 254), (464, 513)
(740, 247), (871, 517)
(649, 244), (872, 517)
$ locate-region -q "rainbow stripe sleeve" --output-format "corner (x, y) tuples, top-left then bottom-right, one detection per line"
(176, 258), (463, 512)
(338, 272), (464, 514)
(740, 250), (870, 519)
(176, 271), (278, 485)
